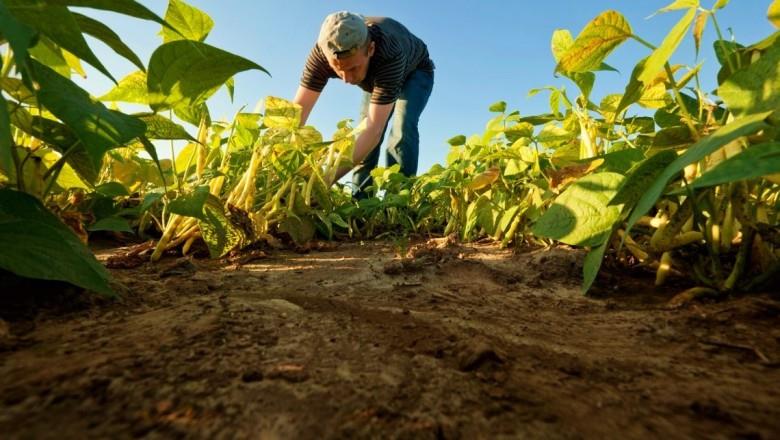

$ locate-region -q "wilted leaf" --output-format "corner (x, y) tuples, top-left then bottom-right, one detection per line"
(693, 11), (708, 55)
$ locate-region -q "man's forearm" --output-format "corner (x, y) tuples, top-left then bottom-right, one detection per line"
(331, 127), (382, 183)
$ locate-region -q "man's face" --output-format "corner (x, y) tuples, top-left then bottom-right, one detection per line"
(328, 42), (375, 85)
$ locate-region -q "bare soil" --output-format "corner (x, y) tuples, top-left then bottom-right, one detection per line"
(1, 238), (779, 439)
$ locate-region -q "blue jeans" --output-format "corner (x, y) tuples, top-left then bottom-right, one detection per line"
(352, 69), (434, 198)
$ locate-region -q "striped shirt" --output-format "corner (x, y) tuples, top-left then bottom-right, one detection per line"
(300, 17), (435, 105)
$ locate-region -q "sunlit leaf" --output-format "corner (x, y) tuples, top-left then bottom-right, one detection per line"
(161, 0), (214, 43)
(656, 0), (699, 13)
(713, 0), (730, 10)
(609, 150), (677, 206)
(44, 0), (172, 29)
(624, 112), (771, 234)
(100, 70), (150, 104)
(72, 12), (145, 71)
(263, 96), (301, 129)
(638, 8), (696, 84)
(770, 0), (780, 28)
(136, 114), (195, 140)
(6, 0), (115, 81)
(693, 11), (708, 55)
(555, 10), (632, 73)
(718, 36), (780, 117)
(532, 172), (624, 247)
(447, 135), (466, 147)
(32, 61), (147, 169)
(147, 40), (268, 110)
(489, 101), (507, 113)
(689, 142), (780, 189)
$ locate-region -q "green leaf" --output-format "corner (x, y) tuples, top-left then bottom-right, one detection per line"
(582, 238), (609, 294)
(147, 40), (269, 110)
(278, 215), (314, 247)
(43, 0), (171, 29)
(6, 0), (115, 82)
(196, 192), (246, 257)
(638, 8), (696, 85)
(718, 36), (780, 117)
(72, 12), (145, 71)
(624, 112), (771, 234)
(87, 216), (133, 233)
(555, 10), (632, 73)
(136, 114), (195, 141)
(138, 136), (167, 190)
(532, 172), (625, 247)
(713, 0), (730, 10)
(0, 78), (36, 104)
(770, 0), (780, 28)
(168, 185), (210, 219)
(600, 148), (648, 174)
(100, 70), (150, 104)
(174, 102), (210, 127)
(95, 181), (130, 197)
(653, 126), (695, 149)
(609, 150), (677, 206)
(0, 94), (12, 175)
(489, 101), (507, 113)
(0, 1), (37, 78)
(615, 58), (649, 117)
(32, 60), (147, 169)
(0, 188), (114, 296)
(689, 142), (780, 189)
(8, 110), (99, 183)
(447, 135), (467, 146)
(161, 0), (214, 43)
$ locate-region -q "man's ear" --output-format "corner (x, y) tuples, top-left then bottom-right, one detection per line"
(367, 41), (376, 57)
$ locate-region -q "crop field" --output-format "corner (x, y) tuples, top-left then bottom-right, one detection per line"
(1, 0), (779, 438)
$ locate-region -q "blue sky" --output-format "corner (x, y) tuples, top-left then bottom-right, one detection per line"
(75, 1), (775, 175)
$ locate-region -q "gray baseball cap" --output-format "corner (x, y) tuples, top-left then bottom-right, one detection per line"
(317, 11), (368, 59)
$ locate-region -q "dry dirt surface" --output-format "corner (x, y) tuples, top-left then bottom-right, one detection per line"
(1, 238), (779, 439)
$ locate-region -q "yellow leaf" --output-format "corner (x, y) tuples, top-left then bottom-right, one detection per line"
(467, 167), (500, 191)
(693, 11), (708, 55)
(770, 0), (780, 28)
